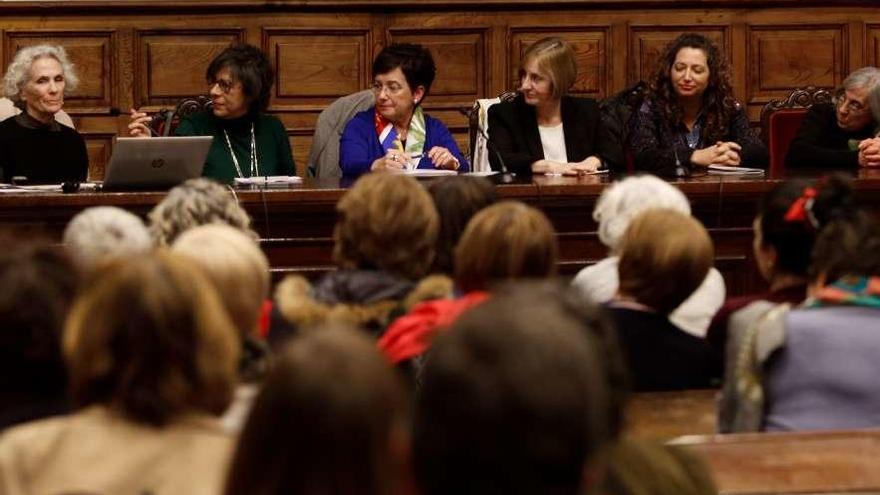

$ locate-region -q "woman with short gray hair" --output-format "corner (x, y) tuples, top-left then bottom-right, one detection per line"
(0, 44), (87, 184)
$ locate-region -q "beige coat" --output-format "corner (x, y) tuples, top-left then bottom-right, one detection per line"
(0, 405), (234, 495)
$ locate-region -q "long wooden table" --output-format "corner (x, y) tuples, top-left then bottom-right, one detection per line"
(3, 170), (879, 295)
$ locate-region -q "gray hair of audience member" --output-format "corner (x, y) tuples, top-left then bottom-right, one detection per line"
(62, 206), (152, 271)
(415, 282), (614, 495)
(593, 175), (690, 251)
(172, 224), (269, 340)
(148, 178), (256, 247)
(3, 44), (79, 103)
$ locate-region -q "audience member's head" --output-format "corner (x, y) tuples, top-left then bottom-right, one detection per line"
(618, 209), (714, 315)
(415, 282), (617, 495)
(0, 237), (78, 428)
(454, 201), (557, 293)
(836, 66), (880, 132)
(148, 178), (255, 247)
(754, 175), (856, 284)
(519, 37), (578, 100)
(64, 252), (239, 427)
(593, 175), (691, 253)
(172, 224), (269, 341)
(224, 325), (410, 495)
(63, 206), (152, 272)
(427, 176), (497, 275)
(811, 213), (880, 286)
(600, 441), (717, 495)
(334, 173), (438, 280)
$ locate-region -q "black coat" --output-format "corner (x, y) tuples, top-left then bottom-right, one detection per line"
(487, 94), (623, 175)
(785, 103), (874, 170)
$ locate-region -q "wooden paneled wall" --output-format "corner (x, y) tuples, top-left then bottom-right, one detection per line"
(1, 0), (879, 178)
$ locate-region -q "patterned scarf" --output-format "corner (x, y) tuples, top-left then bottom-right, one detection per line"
(810, 276), (880, 309)
(374, 106), (427, 163)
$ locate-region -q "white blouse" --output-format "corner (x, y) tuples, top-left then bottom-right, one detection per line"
(538, 123), (567, 163)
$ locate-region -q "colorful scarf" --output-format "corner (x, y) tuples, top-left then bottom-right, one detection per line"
(374, 106), (427, 164)
(809, 276), (880, 309)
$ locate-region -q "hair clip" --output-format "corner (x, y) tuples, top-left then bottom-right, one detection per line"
(784, 186), (819, 229)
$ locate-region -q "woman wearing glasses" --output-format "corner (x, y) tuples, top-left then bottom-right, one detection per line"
(786, 67), (880, 170)
(629, 33), (767, 176)
(129, 44), (295, 183)
(339, 43), (468, 178)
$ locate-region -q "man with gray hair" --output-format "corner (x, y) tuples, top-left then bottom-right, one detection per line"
(786, 66), (880, 169)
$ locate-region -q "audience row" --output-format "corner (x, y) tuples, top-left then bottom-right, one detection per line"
(0, 169), (878, 493)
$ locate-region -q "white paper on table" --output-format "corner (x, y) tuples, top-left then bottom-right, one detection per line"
(708, 165), (764, 175)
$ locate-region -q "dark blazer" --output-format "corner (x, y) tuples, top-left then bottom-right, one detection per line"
(487, 94), (623, 175)
(785, 103), (874, 170)
(606, 305), (718, 392)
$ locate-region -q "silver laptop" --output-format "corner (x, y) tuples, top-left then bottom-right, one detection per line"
(103, 136), (212, 190)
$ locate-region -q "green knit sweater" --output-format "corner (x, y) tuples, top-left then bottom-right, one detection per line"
(175, 110), (295, 183)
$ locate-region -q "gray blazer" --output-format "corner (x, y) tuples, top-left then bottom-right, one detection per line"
(308, 90), (375, 178)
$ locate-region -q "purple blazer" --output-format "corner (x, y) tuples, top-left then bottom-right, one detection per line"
(339, 109), (469, 178)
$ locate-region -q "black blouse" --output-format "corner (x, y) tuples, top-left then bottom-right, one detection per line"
(0, 112), (88, 184)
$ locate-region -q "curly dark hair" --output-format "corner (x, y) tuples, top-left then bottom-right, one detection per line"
(207, 43), (275, 113)
(649, 33), (737, 144)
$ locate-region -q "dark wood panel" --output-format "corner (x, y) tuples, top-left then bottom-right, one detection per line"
(264, 28), (371, 106)
(135, 29), (244, 109)
(746, 24), (846, 110)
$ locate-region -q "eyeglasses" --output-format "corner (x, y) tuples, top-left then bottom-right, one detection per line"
(372, 81), (406, 96)
(833, 90), (869, 115)
(208, 78), (238, 94)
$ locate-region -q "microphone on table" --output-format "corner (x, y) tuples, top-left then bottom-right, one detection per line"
(458, 107), (516, 184)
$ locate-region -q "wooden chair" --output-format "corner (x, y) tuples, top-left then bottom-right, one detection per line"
(625, 389), (717, 440)
(760, 87), (833, 177)
(672, 428), (880, 494)
(466, 90), (517, 172)
(149, 95), (213, 136)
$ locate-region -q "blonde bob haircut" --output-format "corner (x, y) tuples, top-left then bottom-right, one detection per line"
(64, 251), (240, 427)
(333, 173), (439, 280)
(521, 37), (578, 100)
(454, 200), (557, 293)
(172, 224), (270, 340)
(618, 209), (714, 316)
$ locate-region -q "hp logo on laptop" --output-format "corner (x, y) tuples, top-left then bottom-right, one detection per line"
(151, 158), (165, 169)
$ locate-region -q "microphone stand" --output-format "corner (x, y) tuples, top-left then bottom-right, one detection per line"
(459, 107), (516, 184)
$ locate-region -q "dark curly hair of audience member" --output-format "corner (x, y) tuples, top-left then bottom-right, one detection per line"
(0, 236), (79, 428)
(224, 325), (410, 495)
(333, 173), (439, 280)
(373, 43), (437, 101)
(415, 281), (628, 495)
(649, 33), (737, 144)
(207, 43), (275, 113)
(427, 176), (496, 275)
